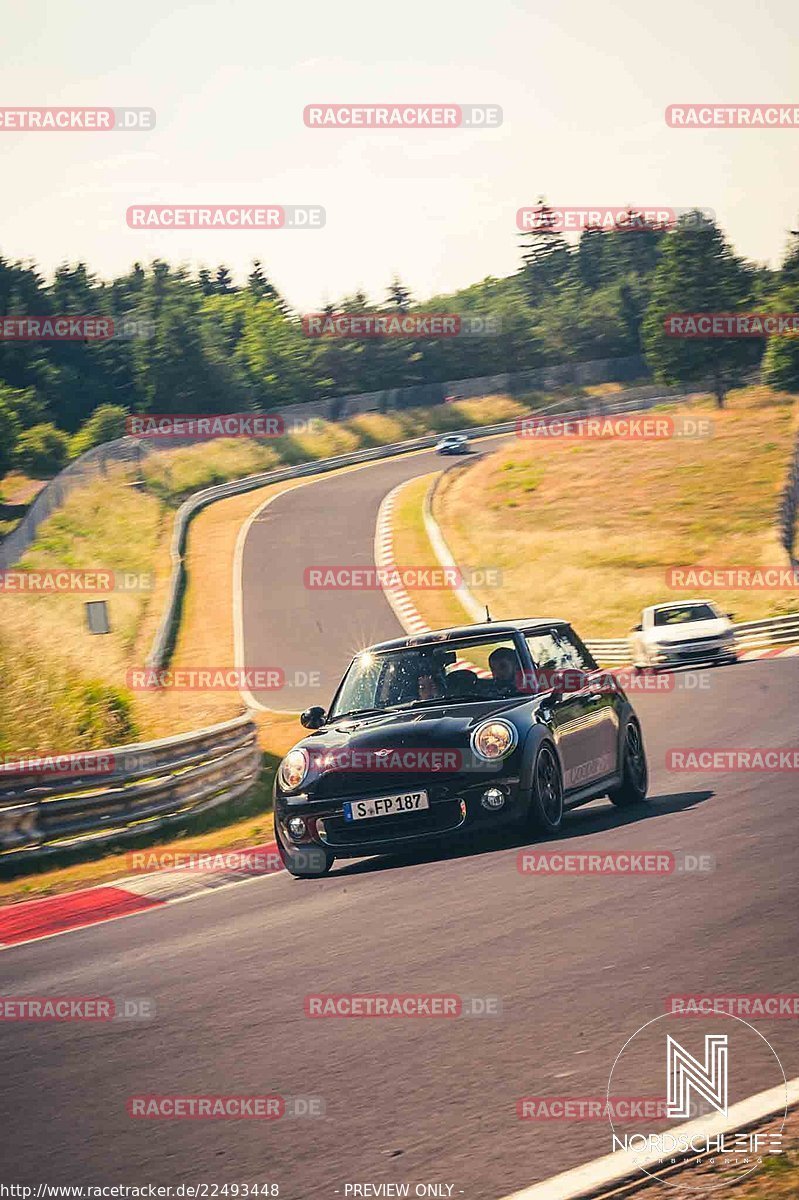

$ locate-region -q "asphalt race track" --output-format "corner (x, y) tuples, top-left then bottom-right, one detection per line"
(240, 443), (513, 711)
(2, 447), (798, 1198)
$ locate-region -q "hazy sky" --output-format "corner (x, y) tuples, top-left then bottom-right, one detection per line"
(1, 0), (798, 309)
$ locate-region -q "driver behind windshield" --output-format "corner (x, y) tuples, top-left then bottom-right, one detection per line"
(417, 668), (445, 700)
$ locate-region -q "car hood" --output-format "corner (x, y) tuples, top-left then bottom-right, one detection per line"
(284, 698), (530, 795)
(643, 617), (731, 644)
(315, 696), (526, 745)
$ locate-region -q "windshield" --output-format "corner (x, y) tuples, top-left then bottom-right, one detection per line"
(330, 636), (526, 718)
(653, 603), (718, 627)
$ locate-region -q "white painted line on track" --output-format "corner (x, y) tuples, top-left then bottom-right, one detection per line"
(499, 1077), (799, 1200)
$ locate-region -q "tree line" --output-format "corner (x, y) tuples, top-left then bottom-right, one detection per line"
(1, 211), (799, 480)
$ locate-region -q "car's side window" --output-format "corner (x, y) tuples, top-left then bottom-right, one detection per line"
(552, 627), (595, 671)
(526, 628), (596, 672)
(525, 632), (564, 669)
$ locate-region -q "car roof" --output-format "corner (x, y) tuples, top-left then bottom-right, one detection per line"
(645, 600), (717, 615)
(367, 619), (569, 653)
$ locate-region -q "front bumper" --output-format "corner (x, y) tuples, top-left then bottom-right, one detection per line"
(650, 640), (736, 665)
(275, 777), (525, 859)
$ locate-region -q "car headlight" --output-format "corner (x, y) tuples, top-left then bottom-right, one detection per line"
(278, 748), (309, 792)
(471, 720), (518, 761)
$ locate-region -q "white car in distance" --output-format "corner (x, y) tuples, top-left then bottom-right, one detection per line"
(631, 600), (738, 670)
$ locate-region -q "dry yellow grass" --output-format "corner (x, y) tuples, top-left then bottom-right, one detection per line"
(433, 388), (799, 637)
(0, 468), (169, 754)
(0, 471), (47, 505)
(141, 438), (282, 501)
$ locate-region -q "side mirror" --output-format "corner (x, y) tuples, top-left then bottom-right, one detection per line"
(632, 624), (643, 633)
(300, 706), (326, 730)
(727, 612), (735, 621)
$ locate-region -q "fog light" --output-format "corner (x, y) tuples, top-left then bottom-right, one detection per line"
(481, 787), (505, 811)
(287, 816), (307, 840)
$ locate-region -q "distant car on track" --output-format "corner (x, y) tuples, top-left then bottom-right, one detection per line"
(435, 433), (470, 455)
(630, 600), (737, 670)
(274, 620), (649, 877)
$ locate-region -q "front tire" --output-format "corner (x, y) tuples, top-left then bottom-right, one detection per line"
(526, 743), (564, 834)
(608, 719), (649, 808)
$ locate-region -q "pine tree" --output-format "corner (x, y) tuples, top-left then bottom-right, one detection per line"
(386, 276), (413, 311)
(518, 199), (571, 302)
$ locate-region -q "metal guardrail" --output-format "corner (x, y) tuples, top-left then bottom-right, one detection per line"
(0, 714), (261, 861)
(584, 639), (634, 666)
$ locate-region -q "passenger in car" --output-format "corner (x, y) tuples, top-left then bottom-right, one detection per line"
(487, 646), (520, 695)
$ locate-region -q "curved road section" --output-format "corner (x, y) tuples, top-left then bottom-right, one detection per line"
(241, 445), (478, 710)
(2, 443), (798, 1198)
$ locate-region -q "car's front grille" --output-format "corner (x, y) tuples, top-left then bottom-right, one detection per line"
(318, 799), (464, 847)
(666, 634), (724, 648)
(310, 772), (493, 800)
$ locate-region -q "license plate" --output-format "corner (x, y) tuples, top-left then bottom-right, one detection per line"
(343, 790), (430, 821)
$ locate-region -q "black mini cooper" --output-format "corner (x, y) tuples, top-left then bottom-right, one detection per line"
(273, 620), (648, 877)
